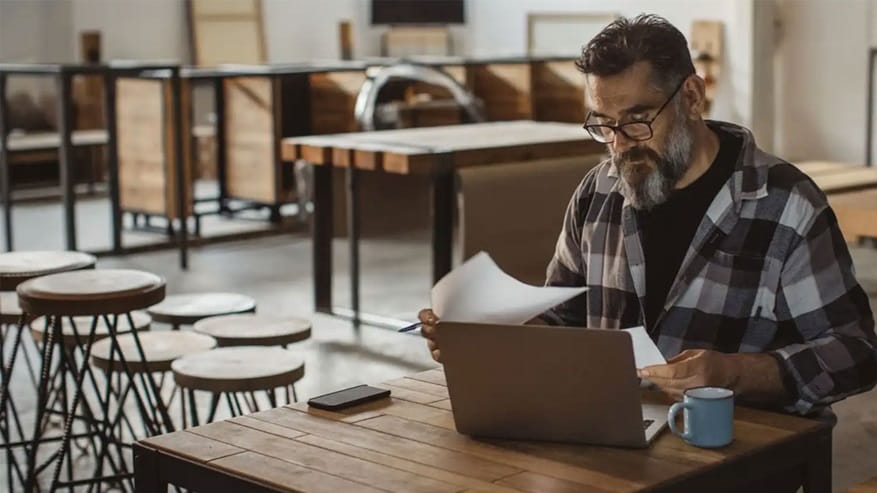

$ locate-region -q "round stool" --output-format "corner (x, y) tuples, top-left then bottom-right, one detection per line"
(91, 331), (216, 373)
(0, 251), (95, 291)
(193, 314), (311, 347)
(1, 290), (25, 325)
(147, 292), (256, 330)
(31, 311), (152, 348)
(15, 269), (165, 491)
(173, 346), (304, 426)
(1, 291), (37, 388)
(0, 251), (96, 491)
(90, 331), (216, 448)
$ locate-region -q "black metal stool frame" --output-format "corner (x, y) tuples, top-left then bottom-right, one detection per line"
(21, 311), (173, 492)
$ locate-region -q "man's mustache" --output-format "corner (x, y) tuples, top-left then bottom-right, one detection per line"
(614, 146), (662, 165)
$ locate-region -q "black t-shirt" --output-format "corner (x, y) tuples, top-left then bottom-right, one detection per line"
(636, 126), (741, 331)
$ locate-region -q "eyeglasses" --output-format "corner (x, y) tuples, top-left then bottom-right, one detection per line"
(583, 75), (689, 144)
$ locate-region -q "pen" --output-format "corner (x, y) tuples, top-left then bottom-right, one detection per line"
(398, 322), (422, 333)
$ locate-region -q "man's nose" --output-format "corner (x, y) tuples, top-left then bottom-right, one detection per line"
(611, 130), (637, 155)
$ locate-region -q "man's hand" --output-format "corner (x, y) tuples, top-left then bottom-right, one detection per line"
(639, 349), (788, 402)
(418, 309), (441, 363)
(639, 349), (735, 398)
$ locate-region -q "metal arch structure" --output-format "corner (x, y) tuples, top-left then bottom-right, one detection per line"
(354, 62), (485, 131)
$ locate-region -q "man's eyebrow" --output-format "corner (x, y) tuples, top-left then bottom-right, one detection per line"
(590, 104), (657, 120)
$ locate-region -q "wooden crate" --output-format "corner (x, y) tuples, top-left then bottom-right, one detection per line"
(116, 77), (193, 218)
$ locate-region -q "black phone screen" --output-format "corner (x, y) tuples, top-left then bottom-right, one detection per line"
(307, 385), (391, 410)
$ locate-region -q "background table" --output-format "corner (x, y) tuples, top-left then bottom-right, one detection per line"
(283, 121), (605, 326)
(135, 367), (832, 493)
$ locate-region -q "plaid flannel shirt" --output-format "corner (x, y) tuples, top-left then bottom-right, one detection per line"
(543, 121), (877, 414)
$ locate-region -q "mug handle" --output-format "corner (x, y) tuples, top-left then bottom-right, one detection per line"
(667, 402), (694, 441)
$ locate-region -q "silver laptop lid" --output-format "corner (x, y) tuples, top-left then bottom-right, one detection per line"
(439, 322), (649, 447)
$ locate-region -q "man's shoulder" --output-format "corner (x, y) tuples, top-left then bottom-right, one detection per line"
(763, 159), (829, 211)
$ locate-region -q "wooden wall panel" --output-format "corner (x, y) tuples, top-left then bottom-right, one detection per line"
(468, 63), (532, 121)
(309, 71), (366, 134)
(224, 76), (277, 203)
(116, 78), (192, 218)
(531, 61), (585, 123)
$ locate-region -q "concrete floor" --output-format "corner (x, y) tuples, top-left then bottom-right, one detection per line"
(1, 203), (876, 491)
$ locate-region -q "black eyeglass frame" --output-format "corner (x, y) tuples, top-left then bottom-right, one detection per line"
(583, 75), (691, 144)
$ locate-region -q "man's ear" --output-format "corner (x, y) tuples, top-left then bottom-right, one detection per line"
(682, 75), (706, 120)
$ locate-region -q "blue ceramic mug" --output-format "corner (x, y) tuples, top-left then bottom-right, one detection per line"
(667, 386), (734, 448)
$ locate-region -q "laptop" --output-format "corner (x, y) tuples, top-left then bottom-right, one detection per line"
(438, 322), (668, 448)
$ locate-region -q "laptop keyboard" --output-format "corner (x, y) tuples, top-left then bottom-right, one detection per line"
(643, 419), (655, 430)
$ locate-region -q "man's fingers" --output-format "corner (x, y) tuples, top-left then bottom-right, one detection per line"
(640, 363), (682, 380)
(418, 309), (438, 324)
(667, 349), (701, 364)
(421, 323), (437, 339)
(427, 339), (438, 352)
(431, 348), (442, 363)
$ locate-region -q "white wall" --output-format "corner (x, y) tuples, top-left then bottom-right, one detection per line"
(261, 0), (466, 61)
(775, 0), (870, 163)
(71, 0), (188, 63)
(0, 0), (73, 95)
(0, 0), (72, 63)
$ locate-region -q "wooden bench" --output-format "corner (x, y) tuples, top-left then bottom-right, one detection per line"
(5, 129), (108, 190)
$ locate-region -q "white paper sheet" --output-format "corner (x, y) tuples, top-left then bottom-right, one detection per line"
(430, 252), (587, 324)
(621, 326), (666, 369)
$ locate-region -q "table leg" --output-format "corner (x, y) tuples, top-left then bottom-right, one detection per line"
(104, 71), (123, 253)
(312, 164), (333, 313)
(0, 73), (11, 251)
(134, 443), (168, 493)
(346, 165), (360, 327)
(802, 429), (832, 493)
(169, 69), (188, 270)
(57, 72), (77, 251)
(213, 77), (229, 213)
(431, 172), (455, 284)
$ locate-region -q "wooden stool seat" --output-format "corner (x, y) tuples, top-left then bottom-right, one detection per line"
(17, 269), (165, 316)
(172, 346), (304, 393)
(30, 311), (152, 348)
(1, 291), (25, 324)
(90, 331), (217, 373)
(0, 251), (96, 290)
(147, 292), (256, 326)
(192, 314), (311, 347)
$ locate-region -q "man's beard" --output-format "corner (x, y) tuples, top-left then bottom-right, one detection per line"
(611, 117), (694, 210)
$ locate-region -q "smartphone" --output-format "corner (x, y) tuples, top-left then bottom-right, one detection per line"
(307, 385), (391, 411)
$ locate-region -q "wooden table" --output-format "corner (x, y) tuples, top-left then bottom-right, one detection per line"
(282, 121), (605, 325)
(134, 367), (832, 493)
(793, 161), (877, 242)
(794, 161), (877, 193)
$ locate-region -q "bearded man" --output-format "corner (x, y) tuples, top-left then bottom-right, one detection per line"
(419, 14), (877, 419)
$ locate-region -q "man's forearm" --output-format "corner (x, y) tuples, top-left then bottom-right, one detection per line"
(726, 352), (789, 403)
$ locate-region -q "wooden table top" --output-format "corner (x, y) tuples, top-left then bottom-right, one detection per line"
(847, 477), (877, 493)
(793, 161), (877, 193)
(282, 121), (606, 175)
(794, 161), (855, 175)
(137, 367), (829, 493)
